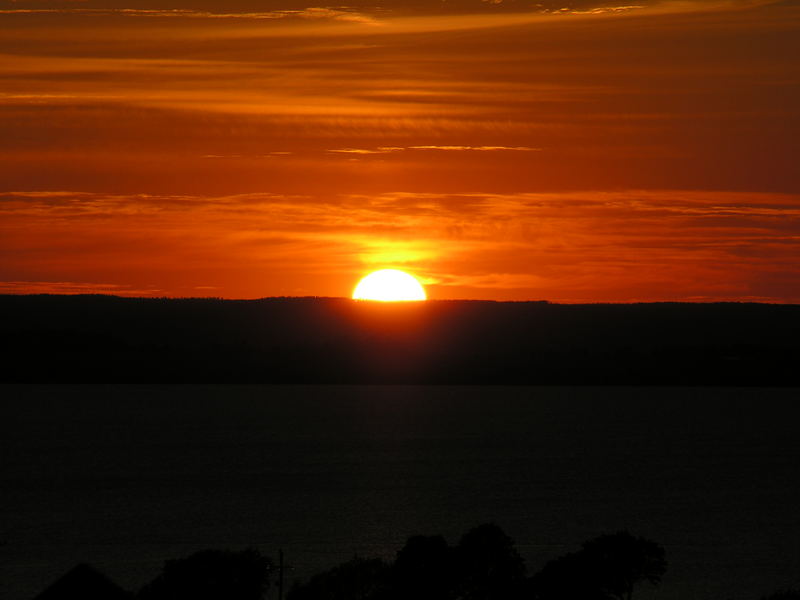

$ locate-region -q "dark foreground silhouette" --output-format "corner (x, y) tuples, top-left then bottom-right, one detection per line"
(33, 563), (131, 600)
(138, 549), (271, 600)
(287, 527), (666, 600)
(2, 295), (799, 384)
(32, 525), (797, 600)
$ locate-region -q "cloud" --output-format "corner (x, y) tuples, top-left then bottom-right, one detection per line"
(202, 152), (292, 159)
(408, 145), (541, 151)
(0, 280), (165, 296)
(327, 148), (394, 154)
(542, 5), (645, 16)
(0, 0), (796, 302)
(0, 0), (781, 44)
(1, 189), (798, 302)
(0, 7), (378, 24)
(327, 145), (541, 154)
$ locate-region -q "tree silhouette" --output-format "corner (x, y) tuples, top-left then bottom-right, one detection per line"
(285, 527), (665, 600)
(286, 556), (389, 600)
(389, 534), (454, 600)
(530, 532), (665, 600)
(580, 531), (666, 600)
(454, 523), (526, 600)
(529, 551), (607, 600)
(137, 548), (272, 600)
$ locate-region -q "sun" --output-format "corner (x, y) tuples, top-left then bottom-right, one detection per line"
(352, 269), (427, 301)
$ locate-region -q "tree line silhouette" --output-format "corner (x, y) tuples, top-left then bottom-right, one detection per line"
(33, 524), (799, 600)
(286, 527), (664, 600)
(3, 295), (799, 384)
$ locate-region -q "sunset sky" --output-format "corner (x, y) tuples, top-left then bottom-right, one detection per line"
(1, 0), (798, 301)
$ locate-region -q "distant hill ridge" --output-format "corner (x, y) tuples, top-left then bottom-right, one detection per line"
(1, 295), (798, 384)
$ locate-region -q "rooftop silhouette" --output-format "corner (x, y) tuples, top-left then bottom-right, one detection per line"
(33, 563), (131, 600)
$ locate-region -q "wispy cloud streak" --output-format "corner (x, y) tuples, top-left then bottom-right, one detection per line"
(327, 146), (541, 154)
(1, 189), (797, 301)
(0, 0), (797, 301)
(0, 7), (379, 23)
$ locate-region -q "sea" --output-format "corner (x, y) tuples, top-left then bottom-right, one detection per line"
(2, 385), (799, 600)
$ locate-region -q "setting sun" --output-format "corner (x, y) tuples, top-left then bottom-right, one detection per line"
(352, 269), (427, 301)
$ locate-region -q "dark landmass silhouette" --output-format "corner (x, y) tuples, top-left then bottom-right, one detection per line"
(31, 525), (800, 600)
(1, 295), (798, 384)
(33, 527), (666, 600)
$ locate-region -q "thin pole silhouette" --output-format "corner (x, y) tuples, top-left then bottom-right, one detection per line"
(278, 548), (284, 600)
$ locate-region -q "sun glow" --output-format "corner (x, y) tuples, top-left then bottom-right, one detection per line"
(352, 269), (427, 301)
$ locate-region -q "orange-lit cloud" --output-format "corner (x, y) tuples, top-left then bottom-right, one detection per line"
(327, 146), (540, 154)
(0, 7), (379, 24)
(1, 0), (798, 301)
(1, 190), (798, 302)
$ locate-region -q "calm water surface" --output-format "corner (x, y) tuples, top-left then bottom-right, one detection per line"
(2, 385), (799, 600)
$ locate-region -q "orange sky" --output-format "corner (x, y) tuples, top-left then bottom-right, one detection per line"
(1, 0), (799, 302)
